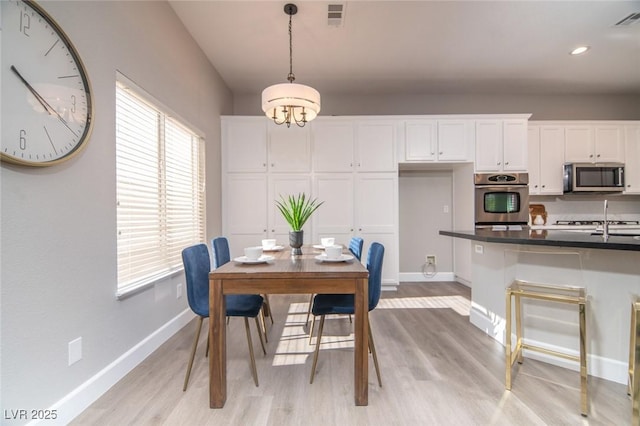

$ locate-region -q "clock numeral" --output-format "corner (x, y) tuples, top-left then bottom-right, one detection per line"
(71, 95), (77, 113)
(19, 11), (31, 36)
(19, 130), (27, 150)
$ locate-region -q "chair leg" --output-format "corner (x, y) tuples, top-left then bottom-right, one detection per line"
(260, 308), (269, 343)
(309, 314), (317, 345)
(244, 317), (259, 387)
(368, 320), (382, 387)
(255, 316), (267, 355)
(183, 317), (203, 391)
(205, 329), (209, 358)
(305, 294), (314, 325)
(263, 294), (274, 325)
(310, 315), (326, 384)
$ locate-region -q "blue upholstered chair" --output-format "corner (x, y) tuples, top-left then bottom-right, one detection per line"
(309, 242), (384, 386)
(306, 236), (365, 330)
(181, 243), (265, 391)
(212, 237), (273, 340)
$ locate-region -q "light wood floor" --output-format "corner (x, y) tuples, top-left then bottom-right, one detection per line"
(72, 282), (631, 425)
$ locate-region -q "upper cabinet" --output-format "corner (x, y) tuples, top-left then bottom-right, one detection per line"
(527, 125), (565, 195)
(312, 118), (397, 172)
(564, 124), (624, 163)
(624, 125), (640, 194)
(475, 118), (528, 172)
(403, 119), (473, 162)
(222, 117), (311, 173)
(223, 117), (267, 172)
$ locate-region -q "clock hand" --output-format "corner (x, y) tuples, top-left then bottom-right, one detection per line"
(10, 65), (52, 114)
(10, 65), (79, 137)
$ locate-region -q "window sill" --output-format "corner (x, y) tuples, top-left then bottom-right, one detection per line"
(116, 269), (184, 300)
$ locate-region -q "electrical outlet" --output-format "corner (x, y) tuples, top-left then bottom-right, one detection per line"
(426, 255), (436, 265)
(475, 244), (484, 254)
(68, 337), (82, 366)
(177, 283), (183, 299)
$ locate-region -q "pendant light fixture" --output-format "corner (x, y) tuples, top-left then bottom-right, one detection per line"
(261, 3), (320, 128)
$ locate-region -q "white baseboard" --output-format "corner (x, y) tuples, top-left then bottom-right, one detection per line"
(399, 272), (455, 282)
(37, 309), (195, 425)
(470, 304), (628, 385)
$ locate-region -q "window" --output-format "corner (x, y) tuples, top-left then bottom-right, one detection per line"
(115, 74), (205, 297)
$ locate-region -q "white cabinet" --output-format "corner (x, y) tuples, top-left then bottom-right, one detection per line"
(404, 119), (472, 162)
(312, 118), (397, 172)
(223, 117), (267, 172)
(267, 123), (311, 172)
(527, 125), (565, 195)
(565, 125), (624, 163)
(268, 175), (312, 243)
(223, 117), (311, 173)
(313, 172), (398, 285)
(624, 125), (640, 194)
(224, 174), (268, 257)
(475, 119), (528, 172)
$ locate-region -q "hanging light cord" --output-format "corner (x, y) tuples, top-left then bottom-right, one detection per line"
(287, 10), (295, 83)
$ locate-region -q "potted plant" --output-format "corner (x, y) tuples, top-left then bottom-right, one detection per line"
(275, 193), (323, 255)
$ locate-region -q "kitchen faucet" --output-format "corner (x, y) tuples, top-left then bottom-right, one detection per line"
(603, 199), (609, 241)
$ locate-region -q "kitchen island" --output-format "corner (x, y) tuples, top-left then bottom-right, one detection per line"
(441, 228), (640, 385)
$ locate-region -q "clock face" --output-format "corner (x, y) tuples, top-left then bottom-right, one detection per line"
(1, 0), (93, 166)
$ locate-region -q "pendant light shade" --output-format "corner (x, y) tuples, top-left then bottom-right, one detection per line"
(261, 3), (320, 128)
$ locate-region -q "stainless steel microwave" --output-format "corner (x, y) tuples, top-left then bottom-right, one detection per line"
(563, 163), (625, 193)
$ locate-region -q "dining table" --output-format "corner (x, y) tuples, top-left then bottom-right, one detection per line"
(208, 245), (370, 408)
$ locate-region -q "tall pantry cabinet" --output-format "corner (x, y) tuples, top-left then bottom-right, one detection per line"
(221, 116), (399, 287)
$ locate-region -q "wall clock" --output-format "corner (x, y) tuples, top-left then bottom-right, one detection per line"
(1, 0), (93, 167)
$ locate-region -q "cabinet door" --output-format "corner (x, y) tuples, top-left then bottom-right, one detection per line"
(312, 174), (355, 245)
(223, 118), (267, 172)
(475, 120), (503, 171)
(502, 120), (528, 171)
(355, 173), (398, 285)
(312, 119), (355, 172)
(564, 126), (594, 163)
(527, 126), (541, 194)
(268, 123), (311, 172)
(268, 175), (312, 242)
(356, 120), (397, 172)
(438, 120), (472, 161)
(224, 174), (268, 258)
(594, 126), (624, 163)
(404, 120), (437, 161)
(624, 126), (640, 194)
(538, 126), (565, 194)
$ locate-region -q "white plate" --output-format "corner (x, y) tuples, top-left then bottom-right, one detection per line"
(233, 255), (274, 264)
(313, 244), (328, 250)
(315, 254), (354, 263)
(262, 245), (284, 252)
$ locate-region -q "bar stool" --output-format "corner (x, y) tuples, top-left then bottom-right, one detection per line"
(504, 250), (588, 417)
(628, 297), (640, 423)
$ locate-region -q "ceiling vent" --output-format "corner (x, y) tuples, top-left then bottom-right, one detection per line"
(615, 12), (640, 26)
(328, 3), (345, 27)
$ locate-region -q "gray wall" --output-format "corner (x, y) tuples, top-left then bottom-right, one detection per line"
(235, 92), (640, 120)
(398, 171), (453, 273)
(0, 0), (231, 419)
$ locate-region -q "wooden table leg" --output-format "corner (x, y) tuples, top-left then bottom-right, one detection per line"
(354, 277), (369, 406)
(209, 278), (227, 408)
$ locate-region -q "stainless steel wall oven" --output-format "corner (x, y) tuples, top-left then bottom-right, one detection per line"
(474, 173), (529, 227)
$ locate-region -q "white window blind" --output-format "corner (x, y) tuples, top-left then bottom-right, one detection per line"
(115, 77), (205, 297)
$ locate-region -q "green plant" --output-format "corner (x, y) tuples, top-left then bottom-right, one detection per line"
(275, 193), (323, 231)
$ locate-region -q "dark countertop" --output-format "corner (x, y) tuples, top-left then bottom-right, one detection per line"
(439, 228), (640, 252)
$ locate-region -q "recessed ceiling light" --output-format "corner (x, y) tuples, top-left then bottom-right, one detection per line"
(570, 46), (590, 55)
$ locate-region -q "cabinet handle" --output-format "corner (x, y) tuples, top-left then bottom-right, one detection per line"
(505, 161), (509, 165)
(350, 228), (354, 232)
(596, 154), (600, 158)
(271, 229), (275, 232)
(350, 163), (353, 167)
(589, 154), (594, 158)
(271, 163), (275, 167)
(359, 228), (362, 231)
(542, 185), (545, 188)
(497, 162), (501, 165)
(263, 229), (267, 232)
(263, 163), (266, 167)
(439, 152), (443, 155)
(534, 185), (538, 188)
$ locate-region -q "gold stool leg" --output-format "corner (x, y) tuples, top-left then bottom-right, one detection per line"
(579, 301), (588, 417)
(515, 292), (523, 365)
(630, 302), (637, 396)
(505, 287), (513, 390)
(633, 302), (640, 424)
